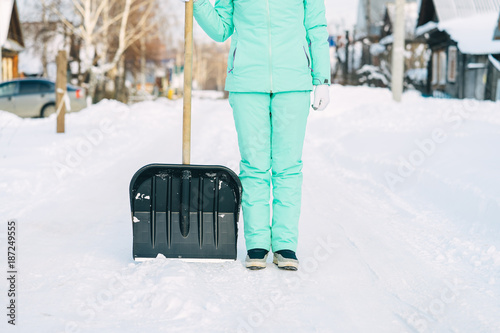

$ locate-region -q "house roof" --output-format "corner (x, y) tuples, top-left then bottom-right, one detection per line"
(416, 0), (500, 54)
(0, 0), (14, 47)
(1, 0), (23, 52)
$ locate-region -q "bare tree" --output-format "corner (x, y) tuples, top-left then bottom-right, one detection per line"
(48, 0), (159, 101)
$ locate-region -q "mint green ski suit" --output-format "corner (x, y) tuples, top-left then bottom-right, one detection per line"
(193, 0), (331, 252)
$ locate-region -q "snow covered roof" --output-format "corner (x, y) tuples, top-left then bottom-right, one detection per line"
(416, 0), (500, 54)
(432, 0), (500, 22)
(415, 20), (439, 36)
(0, 0), (14, 47)
(438, 12), (500, 54)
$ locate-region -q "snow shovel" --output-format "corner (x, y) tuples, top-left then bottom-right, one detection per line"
(129, 1), (241, 261)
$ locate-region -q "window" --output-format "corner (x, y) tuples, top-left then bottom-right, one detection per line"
(431, 49), (447, 86)
(432, 52), (438, 85)
(39, 82), (54, 93)
(0, 82), (16, 97)
(438, 51), (447, 85)
(19, 81), (43, 94)
(1, 57), (13, 81)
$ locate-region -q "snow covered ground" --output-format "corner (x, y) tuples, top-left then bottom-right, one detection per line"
(1, 85), (499, 332)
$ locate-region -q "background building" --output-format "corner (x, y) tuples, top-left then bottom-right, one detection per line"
(0, 0), (24, 82)
(415, 0), (500, 100)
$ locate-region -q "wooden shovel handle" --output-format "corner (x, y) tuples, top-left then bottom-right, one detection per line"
(182, 0), (194, 165)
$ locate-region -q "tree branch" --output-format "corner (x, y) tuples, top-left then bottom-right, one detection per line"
(70, 0), (85, 17)
(47, 3), (79, 36)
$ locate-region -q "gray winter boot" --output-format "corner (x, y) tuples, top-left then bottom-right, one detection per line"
(245, 249), (269, 270)
(273, 250), (299, 270)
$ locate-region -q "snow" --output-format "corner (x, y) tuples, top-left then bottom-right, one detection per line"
(370, 42), (386, 56)
(415, 21), (439, 37)
(416, 12), (500, 54)
(438, 12), (500, 54)
(405, 68), (428, 82)
(379, 34), (393, 46)
(0, 0), (14, 47)
(1, 86), (500, 332)
(356, 65), (390, 85)
(467, 63), (487, 69)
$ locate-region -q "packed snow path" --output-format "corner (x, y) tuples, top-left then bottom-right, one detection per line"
(1, 86), (499, 332)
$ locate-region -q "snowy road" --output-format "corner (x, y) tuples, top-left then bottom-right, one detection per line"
(1, 86), (499, 332)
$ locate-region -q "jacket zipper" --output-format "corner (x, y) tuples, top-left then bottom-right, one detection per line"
(266, 0), (273, 93)
(303, 46), (313, 72)
(228, 47), (237, 73)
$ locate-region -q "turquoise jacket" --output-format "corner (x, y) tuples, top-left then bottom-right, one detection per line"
(193, 0), (331, 93)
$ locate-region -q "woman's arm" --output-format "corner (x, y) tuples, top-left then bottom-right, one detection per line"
(194, 0), (234, 43)
(304, 0), (331, 86)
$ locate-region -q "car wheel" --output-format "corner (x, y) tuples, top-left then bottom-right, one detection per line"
(41, 104), (56, 117)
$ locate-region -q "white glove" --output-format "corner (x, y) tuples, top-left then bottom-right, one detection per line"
(312, 84), (330, 111)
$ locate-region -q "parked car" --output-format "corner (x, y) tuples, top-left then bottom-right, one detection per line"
(0, 78), (87, 118)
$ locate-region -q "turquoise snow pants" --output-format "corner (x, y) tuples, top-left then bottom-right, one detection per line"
(228, 91), (311, 252)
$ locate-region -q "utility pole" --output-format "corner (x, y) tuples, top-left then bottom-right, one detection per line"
(391, 0), (405, 102)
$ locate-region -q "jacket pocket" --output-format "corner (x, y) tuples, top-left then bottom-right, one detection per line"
(303, 46), (313, 72)
(228, 47), (237, 73)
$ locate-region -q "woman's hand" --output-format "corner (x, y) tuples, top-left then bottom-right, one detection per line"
(312, 85), (330, 111)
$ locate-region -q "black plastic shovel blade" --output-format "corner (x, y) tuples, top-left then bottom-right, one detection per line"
(130, 164), (242, 260)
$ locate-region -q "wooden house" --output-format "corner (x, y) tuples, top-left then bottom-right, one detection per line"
(0, 0), (24, 82)
(415, 0), (500, 101)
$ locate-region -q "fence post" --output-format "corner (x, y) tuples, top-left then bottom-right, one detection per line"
(56, 50), (67, 133)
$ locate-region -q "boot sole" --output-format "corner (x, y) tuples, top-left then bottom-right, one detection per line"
(246, 265), (266, 270)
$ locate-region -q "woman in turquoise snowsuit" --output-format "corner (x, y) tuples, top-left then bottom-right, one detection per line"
(191, 0), (331, 270)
